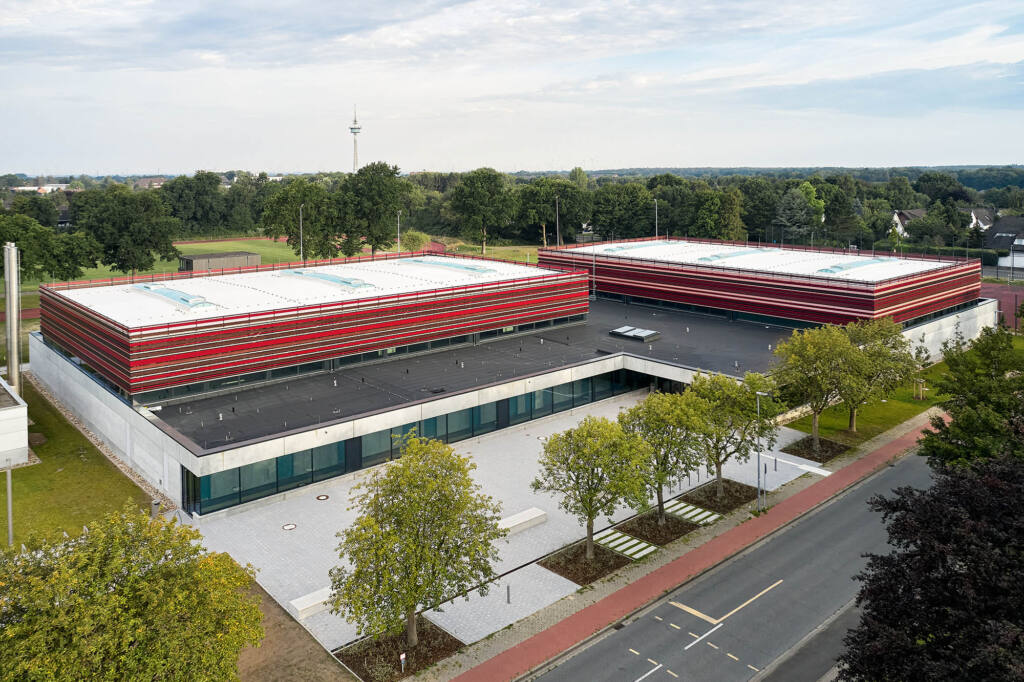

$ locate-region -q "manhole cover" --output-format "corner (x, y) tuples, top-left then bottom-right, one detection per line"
(282, 523), (297, 531)
(316, 494), (329, 501)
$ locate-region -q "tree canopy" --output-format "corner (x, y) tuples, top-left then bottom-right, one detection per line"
(447, 168), (518, 254)
(838, 455), (1024, 681)
(0, 504), (263, 681)
(531, 416), (649, 559)
(329, 435), (505, 648)
(0, 214), (100, 281)
(836, 318), (917, 432)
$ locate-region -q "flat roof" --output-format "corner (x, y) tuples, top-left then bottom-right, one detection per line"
(153, 299), (787, 452)
(54, 256), (560, 328)
(567, 240), (949, 283)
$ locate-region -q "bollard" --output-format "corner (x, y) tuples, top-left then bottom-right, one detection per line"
(507, 584), (511, 604)
(150, 499), (161, 519)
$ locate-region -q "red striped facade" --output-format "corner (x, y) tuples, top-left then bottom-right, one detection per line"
(538, 238), (980, 325)
(40, 255), (590, 396)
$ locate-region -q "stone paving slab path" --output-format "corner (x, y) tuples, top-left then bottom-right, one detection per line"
(450, 416), (940, 682)
(594, 529), (658, 560)
(663, 499), (720, 525)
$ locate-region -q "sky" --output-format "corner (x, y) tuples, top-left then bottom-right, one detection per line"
(2, 0), (1023, 175)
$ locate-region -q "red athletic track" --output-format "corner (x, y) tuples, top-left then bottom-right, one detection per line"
(981, 282), (1022, 330)
(0, 307), (40, 322)
(453, 419), (943, 682)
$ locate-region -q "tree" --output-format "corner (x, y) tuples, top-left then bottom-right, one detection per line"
(11, 194), (58, 228)
(259, 178), (341, 260)
(837, 318), (917, 432)
(0, 214), (100, 281)
(687, 373), (779, 500)
(329, 436), (505, 648)
(919, 326), (1024, 468)
(772, 188), (813, 243)
(590, 182), (654, 240)
(447, 168), (517, 254)
(717, 187), (746, 240)
(838, 456), (1024, 681)
(913, 171), (970, 203)
(773, 325), (854, 451)
(400, 230), (430, 252)
(798, 181), (825, 227)
(531, 416), (648, 559)
(349, 162), (409, 255)
(160, 171), (226, 236)
(619, 392), (705, 525)
(739, 177), (779, 241)
(568, 166), (592, 191)
(0, 504), (263, 681)
(69, 185), (178, 275)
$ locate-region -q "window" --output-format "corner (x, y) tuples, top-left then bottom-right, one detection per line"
(572, 378), (593, 406)
(278, 450), (314, 490)
(533, 387), (553, 417)
(391, 422), (418, 454)
(509, 393), (533, 425)
(593, 374), (613, 400)
(239, 459), (277, 503)
(552, 382), (574, 413)
(199, 469), (240, 513)
(420, 415), (447, 442)
(361, 430), (392, 468)
(312, 443), (346, 482)
(473, 402), (497, 435)
(448, 408), (473, 442)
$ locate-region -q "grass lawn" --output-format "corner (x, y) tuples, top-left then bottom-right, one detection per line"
(0, 382), (150, 544)
(788, 360), (949, 447)
(0, 291), (41, 314)
(448, 242), (539, 263)
(982, 277), (1024, 287)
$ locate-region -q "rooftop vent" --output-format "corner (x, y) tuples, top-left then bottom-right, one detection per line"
(280, 270), (373, 288)
(610, 326), (661, 342)
(131, 283), (215, 310)
(406, 257), (495, 274)
(817, 258), (892, 274)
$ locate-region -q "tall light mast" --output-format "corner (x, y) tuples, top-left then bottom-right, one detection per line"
(349, 106), (362, 172)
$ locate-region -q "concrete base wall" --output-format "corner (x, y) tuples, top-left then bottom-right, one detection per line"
(903, 298), (999, 362)
(29, 334), (192, 502)
(0, 376), (28, 467)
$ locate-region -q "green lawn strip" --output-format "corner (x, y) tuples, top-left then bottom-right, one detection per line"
(787, 361), (949, 447)
(449, 243), (539, 263)
(0, 382), (150, 544)
(0, 291), (41, 314)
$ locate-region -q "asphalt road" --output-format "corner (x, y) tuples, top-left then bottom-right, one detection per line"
(536, 453), (933, 682)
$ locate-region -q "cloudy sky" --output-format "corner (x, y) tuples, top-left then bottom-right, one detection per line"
(2, 0), (1023, 175)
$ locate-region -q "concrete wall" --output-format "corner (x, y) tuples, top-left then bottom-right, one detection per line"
(0, 376), (28, 467)
(902, 298), (999, 361)
(29, 334), (193, 501)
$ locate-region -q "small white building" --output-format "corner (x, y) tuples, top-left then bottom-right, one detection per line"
(0, 376), (28, 467)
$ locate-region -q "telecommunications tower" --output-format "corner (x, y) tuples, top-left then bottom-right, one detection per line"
(349, 106), (361, 172)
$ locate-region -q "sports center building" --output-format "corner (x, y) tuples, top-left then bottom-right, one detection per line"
(31, 243), (998, 515)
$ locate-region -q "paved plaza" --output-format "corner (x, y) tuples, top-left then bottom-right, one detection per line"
(196, 391), (818, 650)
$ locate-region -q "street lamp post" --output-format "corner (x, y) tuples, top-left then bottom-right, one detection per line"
(756, 391), (770, 513)
(298, 203), (305, 263)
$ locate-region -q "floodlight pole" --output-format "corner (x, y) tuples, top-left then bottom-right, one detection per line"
(654, 198), (658, 239)
(755, 391), (770, 513)
(555, 196), (562, 247)
(6, 459), (11, 546)
(299, 203), (305, 264)
(397, 210), (402, 253)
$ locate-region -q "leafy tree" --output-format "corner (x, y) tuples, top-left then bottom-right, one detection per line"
(70, 185), (179, 275)
(568, 166), (592, 191)
(645, 173), (685, 190)
(11, 194), (58, 228)
(913, 171), (970, 203)
(687, 373), (779, 499)
(447, 168), (518, 254)
(798, 181), (825, 227)
(739, 177), (779, 241)
(517, 178), (559, 246)
(160, 171), (226, 235)
(838, 455), (1024, 681)
(329, 436), (505, 648)
(0, 504), (263, 681)
(774, 325), (854, 451)
(919, 326), (1024, 467)
(884, 176), (922, 209)
(260, 178), (341, 260)
(590, 183), (654, 240)
(531, 416), (648, 559)
(349, 162), (409, 255)
(717, 187), (747, 240)
(399, 229), (430, 252)
(619, 392), (705, 524)
(837, 318), (917, 431)
(0, 214), (99, 281)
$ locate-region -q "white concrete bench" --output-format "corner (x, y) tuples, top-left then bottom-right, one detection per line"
(288, 586), (332, 620)
(498, 507), (547, 536)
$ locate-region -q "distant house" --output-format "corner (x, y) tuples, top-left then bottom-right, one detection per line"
(986, 216), (1024, 268)
(11, 184), (68, 194)
(134, 177), (166, 190)
(56, 207), (71, 230)
(961, 207), (995, 231)
(892, 209), (928, 237)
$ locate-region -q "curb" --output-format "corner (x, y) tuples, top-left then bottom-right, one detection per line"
(452, 421), (934, 682)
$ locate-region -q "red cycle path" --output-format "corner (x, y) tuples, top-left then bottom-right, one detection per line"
(454, 421), (938, 682)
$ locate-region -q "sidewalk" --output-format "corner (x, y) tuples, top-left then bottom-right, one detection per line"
(448, 411), (942, 682)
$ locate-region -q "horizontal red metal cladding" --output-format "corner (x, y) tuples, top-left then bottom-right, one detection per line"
(40, 269), (590, 395)
(538, 240), (980, 326)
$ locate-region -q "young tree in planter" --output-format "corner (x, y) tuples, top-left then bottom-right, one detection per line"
(531, 416), (649, 559)
(687, 373), (780, 501)
(773, 324), (854, 452)
(329, 436), (505, 648)
(0, 504), (263, 682)
(619, 391), (706, 525)
(837, 318), (917, 432)
(838, 456), (1024, 681)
